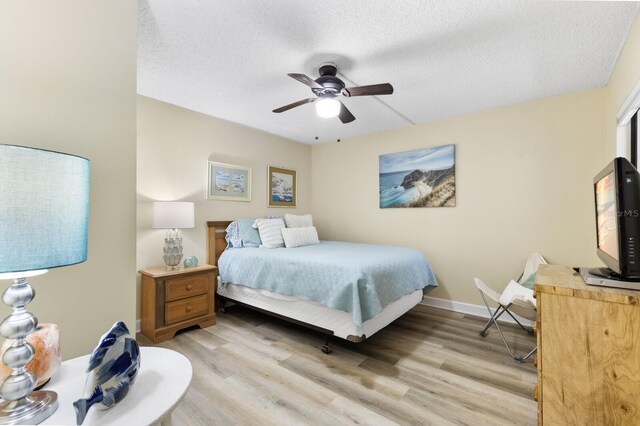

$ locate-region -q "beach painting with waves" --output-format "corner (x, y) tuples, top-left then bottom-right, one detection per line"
(379, 144), (455, 208)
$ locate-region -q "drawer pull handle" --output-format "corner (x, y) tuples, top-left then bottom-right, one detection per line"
(186, 284), (192, 291)
(186, 306), (192, 313)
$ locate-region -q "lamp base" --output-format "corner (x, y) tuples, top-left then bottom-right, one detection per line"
(162, 228), (183, 270)
(0, 390), (58, 425)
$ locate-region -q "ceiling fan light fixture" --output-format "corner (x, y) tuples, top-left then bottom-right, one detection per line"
(273, 66), (393, 123)
(315, 97), (341, 118)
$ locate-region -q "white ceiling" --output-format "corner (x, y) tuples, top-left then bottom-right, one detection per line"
(138, 1), (639, 144)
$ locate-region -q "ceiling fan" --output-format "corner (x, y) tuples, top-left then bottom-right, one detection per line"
(272, 64), (394, 124)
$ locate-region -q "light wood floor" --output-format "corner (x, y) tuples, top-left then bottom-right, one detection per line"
(138, 304), (538, 426)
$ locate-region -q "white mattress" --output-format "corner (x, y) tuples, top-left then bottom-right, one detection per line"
(217, 280), (423, 341)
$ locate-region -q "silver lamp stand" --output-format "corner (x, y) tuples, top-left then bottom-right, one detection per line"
(0, 272), (58, 424)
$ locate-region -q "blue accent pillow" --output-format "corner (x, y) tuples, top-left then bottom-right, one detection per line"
(237, 219), (261, 247)
(521, 273), (536, 290)
(225, 221), (242, 248)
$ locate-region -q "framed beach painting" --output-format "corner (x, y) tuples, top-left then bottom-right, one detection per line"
(268, 166), (296, 208)
(207, 161), (251, 201)
(379, 144), (455, 208)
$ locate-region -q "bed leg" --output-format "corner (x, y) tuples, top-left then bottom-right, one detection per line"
(217, 296), (227, 313)
(321, 334), (332, 354)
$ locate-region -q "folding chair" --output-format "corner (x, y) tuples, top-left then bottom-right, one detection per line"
(474, 253), (547, 362)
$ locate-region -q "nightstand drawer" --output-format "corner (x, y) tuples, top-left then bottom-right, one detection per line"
(165, 275), (208, 302)
(165, 294), (209, 325)
(140, 264), (216, 343)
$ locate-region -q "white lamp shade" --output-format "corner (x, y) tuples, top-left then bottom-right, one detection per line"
(315, 98), (341, 118)
(152, 202), (195, 229)
(0, 144), (90, 274)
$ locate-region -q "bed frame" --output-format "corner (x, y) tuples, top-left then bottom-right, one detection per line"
(206, 221), (337, 353)
(206, 221), (429, 353)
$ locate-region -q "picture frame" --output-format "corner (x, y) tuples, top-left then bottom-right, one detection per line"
(379, 144), (456, 208)
(268, 166), (296, 208)
(207, 161), (251, 201)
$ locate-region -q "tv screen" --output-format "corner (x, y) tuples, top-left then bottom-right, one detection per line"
(592, 157), (640, 280)
(595, 171), (619, 261)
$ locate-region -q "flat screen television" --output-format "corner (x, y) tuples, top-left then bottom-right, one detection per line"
(592, 157), (640, 280)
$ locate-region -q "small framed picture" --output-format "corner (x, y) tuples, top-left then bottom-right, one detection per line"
(268, 166), (296, 208)
(207, 161), (251, 202)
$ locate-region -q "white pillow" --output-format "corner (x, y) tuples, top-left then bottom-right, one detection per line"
(284, 213), (313, 228)
(254, 218), (285, 248)
(281, 226), (320, 248)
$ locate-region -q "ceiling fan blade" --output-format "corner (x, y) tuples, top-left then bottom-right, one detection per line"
(338, 101), (355, 124)
(343, 83), (394, 97)
(272, 98), (316, 113)
(288, 73), (323, 89)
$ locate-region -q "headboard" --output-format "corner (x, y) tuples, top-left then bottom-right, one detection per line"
(206, 221), (232, 267)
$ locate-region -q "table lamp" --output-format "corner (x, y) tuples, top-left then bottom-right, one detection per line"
(0, 144), (89, 424)
(152, 202), (194, 270)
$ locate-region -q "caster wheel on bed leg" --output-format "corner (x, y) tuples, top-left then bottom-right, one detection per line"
(321, 345), (332, 354)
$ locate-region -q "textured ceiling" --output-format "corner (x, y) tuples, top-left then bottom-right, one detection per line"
(138, 1), (639, 144)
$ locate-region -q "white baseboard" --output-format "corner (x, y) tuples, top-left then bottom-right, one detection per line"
(422, 296), (534, 327)
(136, 319), (141, 333)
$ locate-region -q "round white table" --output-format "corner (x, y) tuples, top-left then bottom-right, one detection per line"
(41, 347), (192, 425)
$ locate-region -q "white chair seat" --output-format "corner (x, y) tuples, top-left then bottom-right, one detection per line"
(499, 280), (536, 309)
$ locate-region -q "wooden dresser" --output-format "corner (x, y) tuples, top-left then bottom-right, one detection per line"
(139, 264), (217, 343)
(535, 265), (640, 425)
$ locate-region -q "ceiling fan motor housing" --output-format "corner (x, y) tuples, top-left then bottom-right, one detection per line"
(318, 64), (337, 76)
(313, 64), (344, 96)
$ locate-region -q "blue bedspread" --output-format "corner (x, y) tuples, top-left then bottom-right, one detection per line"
(218, 241), (438, 331)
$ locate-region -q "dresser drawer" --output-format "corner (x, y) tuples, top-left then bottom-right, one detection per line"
(165, 274), (208, 302)
(165, 294), (209, 325)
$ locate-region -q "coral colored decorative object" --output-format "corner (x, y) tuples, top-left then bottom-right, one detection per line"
(0, 323), (61, 389)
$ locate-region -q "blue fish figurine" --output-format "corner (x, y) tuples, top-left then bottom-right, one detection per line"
(73, 321), (140, 425)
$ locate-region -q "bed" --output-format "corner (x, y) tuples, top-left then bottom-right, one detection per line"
(206, 221), (437, 352)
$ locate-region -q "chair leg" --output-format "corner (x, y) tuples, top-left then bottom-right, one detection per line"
(478, 291), (507, 337)
(503, 309), (534, 335)
(515, 346), (538, 362)
(479, 296), (537, 362)
(479, 306), (507, 336)
(488, 309), (521, 360)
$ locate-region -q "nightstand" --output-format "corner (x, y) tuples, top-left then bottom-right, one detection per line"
(139, 264), (217, 343)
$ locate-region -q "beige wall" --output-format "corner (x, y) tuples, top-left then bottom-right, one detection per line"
(312, 89), (606, 305)
(137, 96), (311, 314)
(606, 13), (640, 157)
(0, 2), (137, 358)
